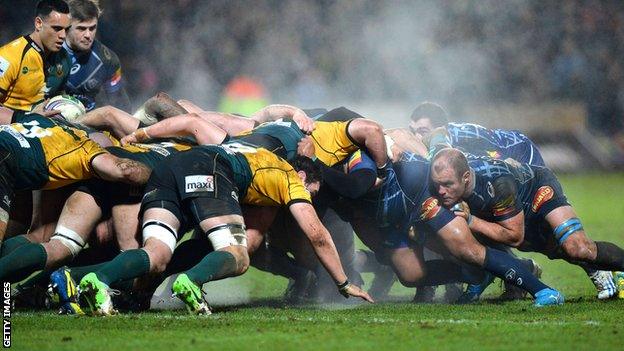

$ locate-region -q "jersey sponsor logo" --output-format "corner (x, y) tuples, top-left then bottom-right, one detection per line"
(0, 56), (9, 77)
(532, 186), (554, 212)
(86, 78), (99, 89)
(185, 175), (215, 193)
(420, 197), (441, 221)
(70, 63), (81, 75)
(0, 125), (30, 148)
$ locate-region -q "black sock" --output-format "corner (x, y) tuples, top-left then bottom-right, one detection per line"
(483, 247), (549, 296)
(165, 239), (211, 275)
(594, 242), (624, 271)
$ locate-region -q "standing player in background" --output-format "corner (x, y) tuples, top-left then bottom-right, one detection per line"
(63, 0), (130, 112)
(0, 0), (71, 115)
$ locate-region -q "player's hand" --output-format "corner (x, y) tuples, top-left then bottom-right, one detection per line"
(292, 109), (315, 134)
(120, 132), (139, 146)
(297, 136), (316, 158)
(451, 201), (472, 224)
(340, 283), (374, 303)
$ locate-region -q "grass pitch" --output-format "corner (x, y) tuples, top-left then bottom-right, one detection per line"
(11, 173), (624, 351)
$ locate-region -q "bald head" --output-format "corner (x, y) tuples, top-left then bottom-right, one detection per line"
(430, 148), (470, 206)
(431, 148), (469, 179)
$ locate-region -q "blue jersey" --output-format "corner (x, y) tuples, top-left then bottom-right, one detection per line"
(446, 122), (545, 166)
(63, 40), (130, 111)
(359, 152), (454, 248)
(465, 155), (569, 253)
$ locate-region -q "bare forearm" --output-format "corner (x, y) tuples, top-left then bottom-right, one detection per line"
(470, 217), (522, 247)
(308, 228), (348, 283)
(251, 104), (300, 123)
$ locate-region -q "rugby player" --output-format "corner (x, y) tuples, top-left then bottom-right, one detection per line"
(430, 148), (624, 300)
(63, 0), (130, 111)
(0, 0), (72, 114)
(0, 107), (150, 245)
(407, 102), (617, 300)
(77, 142), (372, 315)
(346, 151), (564, 306)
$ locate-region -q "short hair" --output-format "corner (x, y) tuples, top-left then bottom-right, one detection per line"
(290, 156), (322, 185)
(431, 148), (469, 179)
(68, 0), (101, 21)
(410, 102), (449, 128)
(36, 0), (70, 18)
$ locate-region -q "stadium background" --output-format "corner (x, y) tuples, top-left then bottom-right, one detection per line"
(1, 0), (623, 169)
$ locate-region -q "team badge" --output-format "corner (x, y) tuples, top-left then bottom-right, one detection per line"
(55, 63), (64, 77)
(185, 175), (215, 193)
(420, 197), (441, 221)
(531, 186), (554, 212)
(21, 66), (29, 74)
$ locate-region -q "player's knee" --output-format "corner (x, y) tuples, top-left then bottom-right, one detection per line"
(49, 225), (86, 258)
(395, 269), (424, 287)
(142, 220), (178, 273)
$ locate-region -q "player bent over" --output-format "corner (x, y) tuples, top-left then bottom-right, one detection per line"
(78, 143), (372, 315)
(430, 148), (624, 300)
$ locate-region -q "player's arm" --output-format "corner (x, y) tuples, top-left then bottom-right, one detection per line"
(121, 113), (227, 145)
(251, 104), (314, 134)
(346, 118), (389, 171)
(100, 50), (131, 111)
(457, 177), (525, 247)
(384, 128), (429, 158)
(0, 106), (14, 125)
(288, 201), (373, 302)
(0, 52), (19, 107)
(76, 105), (140, 138)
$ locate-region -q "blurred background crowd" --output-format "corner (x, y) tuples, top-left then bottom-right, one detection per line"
(1, 0), (623, 162)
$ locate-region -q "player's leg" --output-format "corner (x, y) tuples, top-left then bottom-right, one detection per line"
(546, 205), (622, 298)
(77, 105), (140, 138)
(437, 217), (563, 306)
(0, 190), (100, 282)
(111, 202), (141, 251)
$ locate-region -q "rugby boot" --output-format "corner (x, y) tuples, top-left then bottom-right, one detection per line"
(12, 283), (52, 310)
(78, 273), (118, 316)
(500, 259), (542, 301)
(172, 274), (211, 315)
(49, 267), (84, 315)
(456, 272), (494, 304)
(589, 270), (616, 300)
(413, 286), (436, 303)
(533, 288), (564, 307)
(283, 270), (316, 304)
(369, 264), (397, 301)
(614, 271), (624, 299)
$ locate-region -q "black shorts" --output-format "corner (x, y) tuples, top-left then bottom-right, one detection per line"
(140, 149), (242, 231)
(76, 179), (144, 219)
(522, 167), (570, 253)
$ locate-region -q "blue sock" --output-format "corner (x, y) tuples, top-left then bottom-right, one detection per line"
(483, 247), (549, 296)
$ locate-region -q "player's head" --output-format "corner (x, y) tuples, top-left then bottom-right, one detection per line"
(430, 148), (470, 207)
(66, 0), (101, 52)
(291, 156), (322, 196)
(34, 0), (71, 53)
(408, 102), (449, 137)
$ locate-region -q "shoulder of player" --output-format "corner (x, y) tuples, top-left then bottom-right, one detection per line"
(93, 40), (121, 65)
